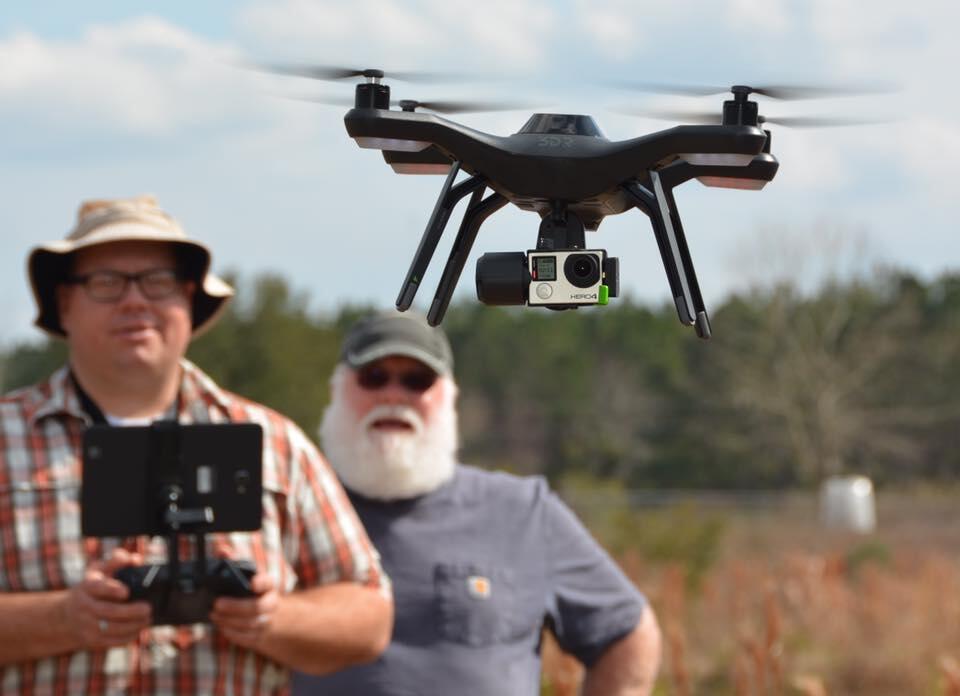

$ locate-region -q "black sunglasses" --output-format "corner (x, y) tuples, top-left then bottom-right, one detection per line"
(356, 364), (439, 393)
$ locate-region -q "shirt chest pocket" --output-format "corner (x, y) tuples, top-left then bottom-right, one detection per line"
(434, 563), (543, 646)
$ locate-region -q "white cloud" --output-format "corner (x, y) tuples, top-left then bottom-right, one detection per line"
(808, 1), (958, 92)
(422, 0), (556, 68)
(572, 0), (720, 61)
(240, 0), (427, 55)
(0, 18), (253, 135)
(572, 0), (644, 61)
(765, 127), (852, 192)
(727, 0), (789, 33)
(570, 0), (791, 64)
(810, 2), (931, 53)
(237, 0), (556, 71)
(900, 116), (960, 199)
(808, 1), (960, 202)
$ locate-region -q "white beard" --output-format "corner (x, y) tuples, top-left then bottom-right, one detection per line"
(319, 365), (459, 501)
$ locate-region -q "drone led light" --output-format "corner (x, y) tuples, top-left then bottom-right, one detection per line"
(354, 137), (431, 152)
(697, 176), (768, 190)
(390, 163), (453, 175)
(679, 153), (754, 167)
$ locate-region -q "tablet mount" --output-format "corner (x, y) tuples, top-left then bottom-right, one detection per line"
(112, 478), (258, 626)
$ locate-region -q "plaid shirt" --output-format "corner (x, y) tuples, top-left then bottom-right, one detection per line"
(0, 360), (389, 695)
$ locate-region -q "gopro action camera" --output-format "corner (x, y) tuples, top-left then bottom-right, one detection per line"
(476, 248), (619, 309)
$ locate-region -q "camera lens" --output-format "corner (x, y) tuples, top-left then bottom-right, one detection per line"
(563, 253), (600, 288)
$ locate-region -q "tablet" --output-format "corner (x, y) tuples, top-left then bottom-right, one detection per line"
(81, 422), (263, 537)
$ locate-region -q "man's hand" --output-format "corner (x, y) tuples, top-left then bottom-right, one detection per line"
(61, 548), (152, 649)
(209, 572), (279, 649)
(209, 579), (392, 675)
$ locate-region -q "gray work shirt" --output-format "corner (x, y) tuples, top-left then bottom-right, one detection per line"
(292, 465), (645, 696)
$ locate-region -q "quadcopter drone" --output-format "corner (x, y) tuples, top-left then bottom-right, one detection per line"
(264, 65), (872, 338)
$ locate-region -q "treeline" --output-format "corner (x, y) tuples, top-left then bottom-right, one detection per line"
(2, 270), (958, 489)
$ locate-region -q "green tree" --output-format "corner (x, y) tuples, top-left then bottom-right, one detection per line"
(681, 273), (940, 486)
(0, 338), (66, 393)
(188, 274), (344, 438)
(4, 267), (959, 489)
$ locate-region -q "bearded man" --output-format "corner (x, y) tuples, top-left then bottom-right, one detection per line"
(292, 312), (662, 696)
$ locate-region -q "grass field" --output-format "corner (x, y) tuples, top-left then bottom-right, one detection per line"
(541, 487), (960, 695)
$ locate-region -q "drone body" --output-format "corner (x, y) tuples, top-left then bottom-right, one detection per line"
(352, 108), (771, 230)
(335, 70), (782, 338)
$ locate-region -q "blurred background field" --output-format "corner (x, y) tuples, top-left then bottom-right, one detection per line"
(545, 485), (960, 695)
(3, 267), (958, 695)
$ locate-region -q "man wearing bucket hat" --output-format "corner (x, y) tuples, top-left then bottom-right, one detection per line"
(0, 195), (393, 694)
(293, 312), (662, 696)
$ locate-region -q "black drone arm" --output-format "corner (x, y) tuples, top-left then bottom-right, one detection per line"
(345, 107), (509, 177)
(657, 152), (780, 188)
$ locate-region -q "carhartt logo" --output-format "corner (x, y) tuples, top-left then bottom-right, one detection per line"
(467, 575), (491, 599)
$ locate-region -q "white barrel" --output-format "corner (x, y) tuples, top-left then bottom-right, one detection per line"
(819, 475), (876, 533)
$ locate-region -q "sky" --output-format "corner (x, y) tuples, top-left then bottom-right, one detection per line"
(1, 1), (957, 345)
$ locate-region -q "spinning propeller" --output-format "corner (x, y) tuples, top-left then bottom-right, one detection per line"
(612, 82), (894, 129)
(255, 64), (465, 84)
(257, 63), (536, 114)
(611, 81), (894, 100)
(617, 108), (882, 129)
(283, 93), (537, 114)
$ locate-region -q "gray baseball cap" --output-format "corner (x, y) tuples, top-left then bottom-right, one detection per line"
(340, 311), (453, 376)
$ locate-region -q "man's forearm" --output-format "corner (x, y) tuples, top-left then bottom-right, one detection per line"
(0, 591), (79, 665)
(254, 583), (393, 675)
(582, 606), (663, 696)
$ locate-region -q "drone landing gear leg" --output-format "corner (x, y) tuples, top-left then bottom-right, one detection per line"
(623, 174), (712, 339)
(396, 163), (488, 310)
(658, 179), (711, 339)
(427, 189), (508, 326)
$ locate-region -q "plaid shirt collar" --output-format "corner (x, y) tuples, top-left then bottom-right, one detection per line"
(175, 359), (234, 422)
(26, 359), (233, 426)
(26, 366), (88, 426)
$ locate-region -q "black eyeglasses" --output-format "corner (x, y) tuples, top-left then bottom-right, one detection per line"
(356, 364), (439, 393)
(65, 268), (184, 303)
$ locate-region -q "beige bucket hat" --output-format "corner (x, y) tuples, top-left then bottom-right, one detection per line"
(28, 194), (234, 338)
